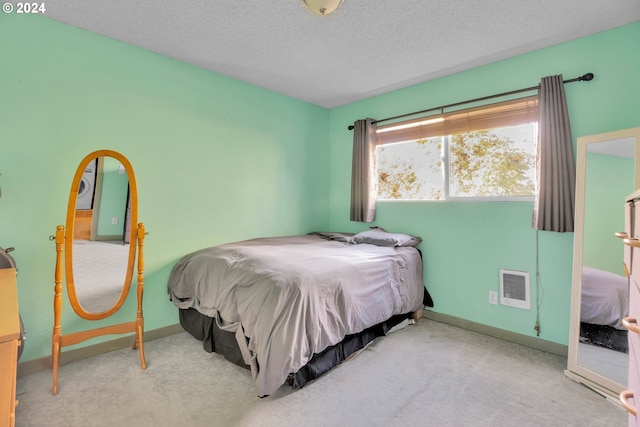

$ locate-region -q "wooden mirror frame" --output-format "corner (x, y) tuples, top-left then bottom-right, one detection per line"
(66, 151), (137, 319)
(51, 149), (147, 395)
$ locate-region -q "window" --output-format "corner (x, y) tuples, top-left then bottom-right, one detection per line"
(375, 96), (538, 201)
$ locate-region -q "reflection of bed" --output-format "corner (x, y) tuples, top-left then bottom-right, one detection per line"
(580, 266), (628, 353)
(167, 230), (432, 397)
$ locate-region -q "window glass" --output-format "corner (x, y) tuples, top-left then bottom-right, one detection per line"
(377, 136), (444, 200)
(375, 122), (536, 201)
(448, 124), (536, 198)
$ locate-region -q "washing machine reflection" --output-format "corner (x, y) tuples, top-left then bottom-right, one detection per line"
(77, 159), (97, 210)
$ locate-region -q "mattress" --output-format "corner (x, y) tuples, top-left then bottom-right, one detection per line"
(581, 266), (628, 330)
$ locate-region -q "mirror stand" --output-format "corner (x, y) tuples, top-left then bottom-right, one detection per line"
(51, 149), (147, 395)
(51, 223), (146, 395)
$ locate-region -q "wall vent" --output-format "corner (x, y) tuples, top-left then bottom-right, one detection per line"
(499, 269), (530, 310)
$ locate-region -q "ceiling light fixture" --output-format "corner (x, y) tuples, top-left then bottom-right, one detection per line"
(303, 0), (344, 16)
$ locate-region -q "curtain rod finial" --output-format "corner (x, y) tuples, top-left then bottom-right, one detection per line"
(580, 73), (594, 81)
(348, 125), (355, 130)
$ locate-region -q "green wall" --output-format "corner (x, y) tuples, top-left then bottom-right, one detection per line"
(583, 153), (634, 275)
(0, 14), (329, 362)
(2, 12), (639, 363)
(328, 22), (640, 346)
(96, 157), (129, 238)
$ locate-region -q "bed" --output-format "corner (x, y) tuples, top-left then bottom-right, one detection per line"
(167, 229), (432, 397)
(580, 266), (628, 353)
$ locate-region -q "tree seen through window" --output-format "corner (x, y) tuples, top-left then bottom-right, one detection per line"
(376, 123), (536, 200)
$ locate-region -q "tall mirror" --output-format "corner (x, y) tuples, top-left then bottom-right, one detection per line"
(72, 155), (132, 314)
(51, 149), (147, 395)
(567, 127), (640, 400)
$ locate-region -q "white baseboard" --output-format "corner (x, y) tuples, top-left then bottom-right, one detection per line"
(423, 311), (568, 357)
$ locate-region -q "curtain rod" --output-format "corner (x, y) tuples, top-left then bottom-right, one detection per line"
(347, 72), (594, 130)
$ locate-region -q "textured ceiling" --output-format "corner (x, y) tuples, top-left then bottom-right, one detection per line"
(41, 0), (640, 108)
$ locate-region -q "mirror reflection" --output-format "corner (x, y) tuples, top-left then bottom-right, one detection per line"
(576, 136), (635, 389)
(72, 156), (132, 314)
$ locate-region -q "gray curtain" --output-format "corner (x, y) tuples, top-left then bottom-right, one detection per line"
(350, 118), (378, 222)
(532, 75), (575, 232)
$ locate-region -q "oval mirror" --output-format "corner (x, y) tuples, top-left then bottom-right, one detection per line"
(64, 150), (138, 320)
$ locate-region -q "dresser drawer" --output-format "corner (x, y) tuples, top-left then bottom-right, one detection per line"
(628, 278), (640, 368)
(624, 201), (634, 275)
(0, 268), (18, 427)
(630, 243), (640, 286)
(634, 199), (640, 238)
(622, 278), (640, 424)
(627, 200), (634, 235)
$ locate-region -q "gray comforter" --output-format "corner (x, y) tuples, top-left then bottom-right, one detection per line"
(167, 235), (425, 397)
(581, 266), (628, 330)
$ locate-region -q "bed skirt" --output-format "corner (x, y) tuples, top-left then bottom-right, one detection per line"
(179, 307), (411, 389)
(580, 322), (628, 353)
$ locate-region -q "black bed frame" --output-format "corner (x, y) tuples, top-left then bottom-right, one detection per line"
(178, 286), (433, 392)
(580, 322), (628, 353)
(179, 307), (411, 390)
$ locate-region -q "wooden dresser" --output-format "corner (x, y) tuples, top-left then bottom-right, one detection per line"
(0, 268), (19, 427)
(622, 190), (640, 426)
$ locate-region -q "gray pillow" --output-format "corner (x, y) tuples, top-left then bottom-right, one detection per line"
(352, 227), (422, 247)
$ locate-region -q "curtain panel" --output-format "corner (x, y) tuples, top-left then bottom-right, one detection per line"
(350, 118), (378, 222)
(532, 75), (576, 232)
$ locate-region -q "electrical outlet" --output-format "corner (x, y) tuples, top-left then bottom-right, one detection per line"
(489, 291), (498, 305)
(111, 217), (118, 225)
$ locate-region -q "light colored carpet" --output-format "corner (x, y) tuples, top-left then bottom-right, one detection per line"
(72, 240), (130, 313)
(578, 341), (628, 386)
(15, 319), (627, 427)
